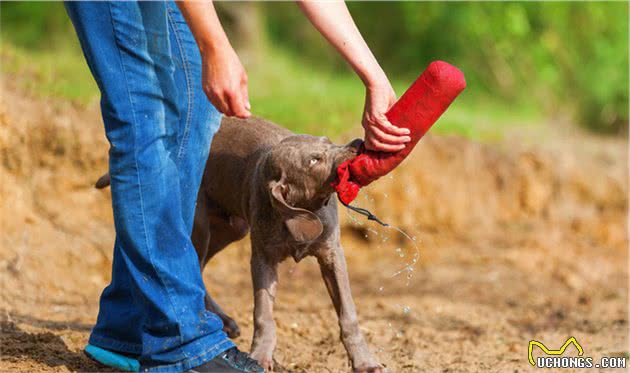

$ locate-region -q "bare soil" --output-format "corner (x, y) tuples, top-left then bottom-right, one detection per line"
(1, 76), (627, 372)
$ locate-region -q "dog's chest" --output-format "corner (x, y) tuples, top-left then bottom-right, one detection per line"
(259, 235), (318, 263)
(258, 221), (336, 264)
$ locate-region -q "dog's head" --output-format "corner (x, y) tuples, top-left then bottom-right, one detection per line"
(262, 135), (362, 242)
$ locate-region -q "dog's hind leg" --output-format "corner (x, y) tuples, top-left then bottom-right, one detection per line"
(193, 194), (249, 338)
(205, 212), (249, 338)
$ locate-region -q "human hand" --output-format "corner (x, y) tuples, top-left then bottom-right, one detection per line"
(362, 81), (410, 152)
(201, 45), (251, 118)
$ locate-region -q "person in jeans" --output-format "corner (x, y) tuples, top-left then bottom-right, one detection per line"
(65, 1), (410, 372)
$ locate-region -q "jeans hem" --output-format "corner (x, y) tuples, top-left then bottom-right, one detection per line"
(89, 333), (143, 355)
(142, 338), (235, 372)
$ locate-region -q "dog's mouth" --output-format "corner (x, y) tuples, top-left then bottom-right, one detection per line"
(325, 138), (363, 191)
(334, 138), (363, 168)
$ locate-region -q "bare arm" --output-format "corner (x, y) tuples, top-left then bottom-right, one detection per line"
(297, 1), (410, 152)
(176, 1), (250, 118)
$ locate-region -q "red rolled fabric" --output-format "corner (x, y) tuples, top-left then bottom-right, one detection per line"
(334, 61), (466, 204)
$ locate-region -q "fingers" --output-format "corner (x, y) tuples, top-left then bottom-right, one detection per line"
(364, 109), (409, 136)
(204, 86), (250, 118)
(364, 133), (406, 152)
(241, 73), (251, 112)
(226, 91), (250, 118)
(234, 73), (251, 118)
(201, 56), (251, 118)
(362, 114), (410, 152)
(205, 88), (232, 117)
(367, 123), (410, 145)
(376, 117), (409, 136)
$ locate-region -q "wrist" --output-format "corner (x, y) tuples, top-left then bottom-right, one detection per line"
(197, 33), (231, 56)
(359, 66), (389, 91)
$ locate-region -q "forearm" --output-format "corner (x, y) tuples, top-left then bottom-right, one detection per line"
(176, 1), (250, 117)
(176, 1), (231, 54)
(297, 1), (387, 88)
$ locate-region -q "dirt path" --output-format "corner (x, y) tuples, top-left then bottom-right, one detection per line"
(1, 77), (627, 372)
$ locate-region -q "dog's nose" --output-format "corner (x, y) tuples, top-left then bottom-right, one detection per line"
(334, 139), (363, 166)
(346, 138), (363, 154)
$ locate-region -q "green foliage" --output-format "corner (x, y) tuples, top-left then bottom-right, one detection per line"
(1, 2), (627, 135)
(265, 2), (629, 134)
(0, 3), (99, 102)
(248, 48), (539, 140)
(0, 2), (75, 49)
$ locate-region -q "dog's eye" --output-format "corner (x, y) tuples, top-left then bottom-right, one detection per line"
(309, 158), (319, 166)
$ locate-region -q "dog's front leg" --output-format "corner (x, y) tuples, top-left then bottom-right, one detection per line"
(317, 246), (385, 373)
(250, 249), (278, 371)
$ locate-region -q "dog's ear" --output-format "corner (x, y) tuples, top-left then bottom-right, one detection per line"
(269, 180), (323, 242)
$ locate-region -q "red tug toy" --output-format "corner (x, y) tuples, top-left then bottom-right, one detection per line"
(334, 60), (467, 207)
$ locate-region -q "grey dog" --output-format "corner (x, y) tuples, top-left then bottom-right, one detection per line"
(97, 116), (384, 372)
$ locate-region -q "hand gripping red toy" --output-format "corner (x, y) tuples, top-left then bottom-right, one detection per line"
(334, 61), (466, 209)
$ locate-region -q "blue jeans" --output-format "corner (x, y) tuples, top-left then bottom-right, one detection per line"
(65, 2), (233, 371)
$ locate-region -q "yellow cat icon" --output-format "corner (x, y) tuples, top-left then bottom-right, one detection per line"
(528, 337), (584, 366)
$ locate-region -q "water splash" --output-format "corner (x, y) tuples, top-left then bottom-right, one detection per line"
(345, 209), (365, 226)
(387, 225), (420, 286)
(345, 207), (421, 287)
(345, 205), (421, 355)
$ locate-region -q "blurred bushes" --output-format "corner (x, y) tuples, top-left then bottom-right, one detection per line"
(263, 2), (628, 134)
(0, 2), (75, 48)
(2, 2), (628, 134)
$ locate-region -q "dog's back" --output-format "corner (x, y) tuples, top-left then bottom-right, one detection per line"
(201, 116), (292, 218)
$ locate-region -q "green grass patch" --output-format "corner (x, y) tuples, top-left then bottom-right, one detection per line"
(1, 42), (98, 104)
(1, 41), (542, 141)
(248, 48), (543, 141)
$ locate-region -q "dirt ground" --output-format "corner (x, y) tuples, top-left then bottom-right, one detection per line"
(1, 76), (628, 373)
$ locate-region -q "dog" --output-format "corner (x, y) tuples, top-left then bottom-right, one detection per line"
(96, 116), (384, 373)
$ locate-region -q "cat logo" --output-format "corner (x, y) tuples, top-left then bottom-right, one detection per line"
(528, 337), (584, 366)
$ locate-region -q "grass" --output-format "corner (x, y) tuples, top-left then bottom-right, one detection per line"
(1, 41), (543, 141)
(1, 42), (98, 104)
(248, 48), (544, 141)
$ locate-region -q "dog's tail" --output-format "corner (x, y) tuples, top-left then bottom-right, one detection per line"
(95, 173), (111, 189)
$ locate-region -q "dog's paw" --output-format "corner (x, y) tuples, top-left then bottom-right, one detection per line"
(250, 351), (274, 372)
(353, 363), (387, 373)
(258, 358), (273, 372)
(221, 316), (241, 339)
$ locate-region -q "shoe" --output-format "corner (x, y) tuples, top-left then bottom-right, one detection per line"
(84, 344), (141, 371)
(187, 347), (264, 372)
